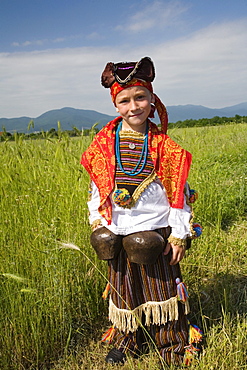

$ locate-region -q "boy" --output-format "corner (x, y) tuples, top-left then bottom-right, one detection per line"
(81, 57), (195, 366)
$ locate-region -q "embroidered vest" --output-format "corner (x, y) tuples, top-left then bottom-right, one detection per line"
(81, 117), (192, 224)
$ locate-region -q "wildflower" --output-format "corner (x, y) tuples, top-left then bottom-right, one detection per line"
(2, 273), (28, 283)
(59, 242), (81, 251)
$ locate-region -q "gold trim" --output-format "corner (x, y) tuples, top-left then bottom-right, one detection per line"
(88, 182), (92, 201)
(184, 189), (196, 239)
(119, 130), (145, 138)
(168, 235), (187, 247)
(189, 210), (197, 238)
(132, 170), (156, 204)
(91, 219), (103, 231)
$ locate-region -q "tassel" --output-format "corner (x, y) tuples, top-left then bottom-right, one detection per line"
(183, 321), (203, 366)
(102, 282), (110, 300)
(176, 278), (189, 302)
(184, 345), (201, 366)
(192, 223), (203, 238)
(101, 326), (116, 343)
(189, 323), (203, 344)
(188, 189), (198, 203)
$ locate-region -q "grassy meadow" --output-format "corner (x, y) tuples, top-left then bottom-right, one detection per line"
(0, 123), (247, 369)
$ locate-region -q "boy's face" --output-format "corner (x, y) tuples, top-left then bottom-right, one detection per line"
(115, 86), (154, 133)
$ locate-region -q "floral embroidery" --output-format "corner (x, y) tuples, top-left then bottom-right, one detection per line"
(81, 118), (192, 224)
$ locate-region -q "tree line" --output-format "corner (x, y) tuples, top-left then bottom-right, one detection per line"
(1, 115), (246, 142)
(168, 114), (247, 129)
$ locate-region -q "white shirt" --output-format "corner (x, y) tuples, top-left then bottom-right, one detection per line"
(88, 178), (192, 239)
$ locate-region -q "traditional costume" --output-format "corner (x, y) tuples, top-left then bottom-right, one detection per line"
(81, 57), (202, 366)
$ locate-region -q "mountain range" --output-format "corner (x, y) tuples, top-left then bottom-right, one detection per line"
(1, 102), (247, 133)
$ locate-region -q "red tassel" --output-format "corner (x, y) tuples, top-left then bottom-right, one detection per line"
(101, 326), (116, 343)
(184, 345), (201, 365)
(102, 282), (110, 300)
(183, 322), (203, 365)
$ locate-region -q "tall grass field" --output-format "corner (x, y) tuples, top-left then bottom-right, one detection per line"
(1, 123), (247, 369)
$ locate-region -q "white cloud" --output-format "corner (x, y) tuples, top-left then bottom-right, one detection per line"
(151, 18), (247, 108)
(0, 47), (121, 118)
(116, 1), (189, 33)
(11, 39), (47, 48)
(11, 39), (48, 47)
(11, 35), (82, 49)
(1, 18), (247, 118)
(53, 37), (67, 43)
(86, 32), (104, 41)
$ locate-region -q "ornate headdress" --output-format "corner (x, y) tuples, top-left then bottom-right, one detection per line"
(101, 57), (168, 133)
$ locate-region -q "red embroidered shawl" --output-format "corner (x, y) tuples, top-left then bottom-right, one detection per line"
(81, 117), (192, 225)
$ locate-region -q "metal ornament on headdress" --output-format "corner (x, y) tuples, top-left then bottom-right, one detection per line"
(114, 63), (140, 85)
(113, 57), (154, 85)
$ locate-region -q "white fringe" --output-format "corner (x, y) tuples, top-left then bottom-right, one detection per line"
(109, 297), (190, 333)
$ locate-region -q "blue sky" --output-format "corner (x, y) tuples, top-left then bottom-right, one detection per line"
(1, 0), (247, 118)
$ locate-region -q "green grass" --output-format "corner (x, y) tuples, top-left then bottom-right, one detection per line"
(1, 124), (246, 369)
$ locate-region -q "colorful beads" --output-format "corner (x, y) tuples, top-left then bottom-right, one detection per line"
(192, 223), (203, 238)
(189, 189), (198, 203)
(112, 188), (132, 207)
(115, 121), (149, 176)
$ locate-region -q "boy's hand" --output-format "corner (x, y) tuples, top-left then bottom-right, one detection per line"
(164, 243), (185, 265)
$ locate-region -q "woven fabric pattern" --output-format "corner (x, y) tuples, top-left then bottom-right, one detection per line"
(115, 132), (154, 195)
(109, 248), (181, 310)
(108, 247), (189, 365)
(114, 306), (188, 366)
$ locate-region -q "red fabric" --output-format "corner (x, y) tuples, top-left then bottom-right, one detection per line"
(110, 78), (153, 102)
(153, 93), (168, 134)
(81, 118), (192, 225)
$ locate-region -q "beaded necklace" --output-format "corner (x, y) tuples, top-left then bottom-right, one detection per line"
(115, 121), (149, 176)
